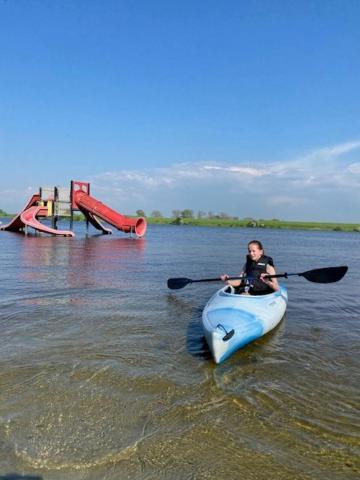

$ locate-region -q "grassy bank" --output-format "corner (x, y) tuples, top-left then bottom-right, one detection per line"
(1, 212), (359, 232)
(146, 217), (360, 232)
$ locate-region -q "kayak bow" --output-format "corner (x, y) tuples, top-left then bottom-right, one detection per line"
(202, 285), (288, 364)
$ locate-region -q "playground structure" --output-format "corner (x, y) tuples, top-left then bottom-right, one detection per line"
(0, 180), (147, 238)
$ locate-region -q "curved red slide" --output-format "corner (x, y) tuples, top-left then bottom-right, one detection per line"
(0, 194), (74, 237)
(73, 190), (147, 237)
(20, 206), (74, 237)
(0, 194), (40, 231)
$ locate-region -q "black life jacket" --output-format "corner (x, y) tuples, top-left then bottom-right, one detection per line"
(245, 254), (274, 295)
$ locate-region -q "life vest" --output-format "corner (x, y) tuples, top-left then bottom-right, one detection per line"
(245, 254), (274, 295)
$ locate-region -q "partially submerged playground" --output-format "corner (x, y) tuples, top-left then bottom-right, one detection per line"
(0, 180), (147, 238)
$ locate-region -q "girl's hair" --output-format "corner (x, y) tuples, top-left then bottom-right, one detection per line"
(248, 240), (264, 251)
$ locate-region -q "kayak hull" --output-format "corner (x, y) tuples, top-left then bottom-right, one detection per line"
(202, 285), (288, 364)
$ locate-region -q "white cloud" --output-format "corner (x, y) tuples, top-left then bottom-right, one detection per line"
(202, 165), (269, 177)
(269, 196), (307, 207)
(84, 140), (360, 221)
(296, 140), (360, 165)
(348, 162), (360, 175)
(3, 140), (360, 222)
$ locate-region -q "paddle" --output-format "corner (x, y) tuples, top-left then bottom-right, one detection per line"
(167, 266), (348, 290)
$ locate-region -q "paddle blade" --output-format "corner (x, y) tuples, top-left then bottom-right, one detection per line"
(301, 266), (348, 283)
(167, 277), (192, 290)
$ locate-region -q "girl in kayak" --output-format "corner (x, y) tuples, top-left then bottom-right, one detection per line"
(221, 240), (279, 295)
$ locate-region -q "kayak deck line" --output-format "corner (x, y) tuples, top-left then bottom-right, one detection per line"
(215, 323), (235, 341)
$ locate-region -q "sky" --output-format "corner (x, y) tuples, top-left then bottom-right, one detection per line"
(0, 0), (359, 222)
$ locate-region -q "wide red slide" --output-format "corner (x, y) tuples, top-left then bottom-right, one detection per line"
(0, 194), (74, 237)
(73, 188), (147, 237)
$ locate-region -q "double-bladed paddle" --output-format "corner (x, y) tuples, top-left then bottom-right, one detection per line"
(167, 266), (348, 290)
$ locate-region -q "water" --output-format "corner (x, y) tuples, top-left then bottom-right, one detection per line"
(0, 221), (359, 479)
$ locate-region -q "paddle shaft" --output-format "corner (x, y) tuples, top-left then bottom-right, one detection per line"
(191, 274), (284, 283)
(192, 267), (348, 283)
(190, 276), (246, 283)
(167, 266), (348, 289)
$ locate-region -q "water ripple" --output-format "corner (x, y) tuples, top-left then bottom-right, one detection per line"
(0, 225), (359, 479)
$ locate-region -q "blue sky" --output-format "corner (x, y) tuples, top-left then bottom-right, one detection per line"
(1, 0), (359, 221)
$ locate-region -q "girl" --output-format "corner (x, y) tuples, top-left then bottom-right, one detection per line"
(221, 240), (279, 295)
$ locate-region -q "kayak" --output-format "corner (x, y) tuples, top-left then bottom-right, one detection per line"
(202, 285), (288, 364)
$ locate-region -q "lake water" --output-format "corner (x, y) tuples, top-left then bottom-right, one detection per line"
(0, 221), (359, 479)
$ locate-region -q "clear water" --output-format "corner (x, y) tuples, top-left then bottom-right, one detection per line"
(0, 221), (359, 479)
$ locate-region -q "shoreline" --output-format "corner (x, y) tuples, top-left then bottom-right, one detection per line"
(145, 217), (360, 232)
(1, 214), (359, 233)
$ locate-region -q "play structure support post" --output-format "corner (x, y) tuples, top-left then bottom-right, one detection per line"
(69, 182), (74, 231)
(85, 183), (90, 232)
(52, 187), (57, 230)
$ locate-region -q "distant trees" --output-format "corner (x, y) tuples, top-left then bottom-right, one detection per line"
(151, 210), (163, 218)
(171, 209), (194, 219)
(136, 209), (165, 218)
(206, 211), (238, 220)
(181, 209), (194, 219)
(170, 210), (239, 220)
(143, 209), (243, 220)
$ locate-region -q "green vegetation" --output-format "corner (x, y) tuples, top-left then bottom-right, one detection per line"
(1, 207), (359, 232)
(135, 209), (359, 232)
(145, 216), (360, 232)
(0, 209), (86, 220)
(0, 208), (12, 217)
(72, 213), (86, 221)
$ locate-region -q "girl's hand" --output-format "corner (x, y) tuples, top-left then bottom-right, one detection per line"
(260, 270), (279, 291)
(260, 273), (271, 285)
(220, 274), (229, 282)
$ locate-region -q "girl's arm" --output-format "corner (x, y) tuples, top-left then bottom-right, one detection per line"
(221, 264), (246, 287)
(260, 264), (279, 291)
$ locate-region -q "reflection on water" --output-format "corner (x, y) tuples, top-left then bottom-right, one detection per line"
(0, 475), (43, 479)
(15, 235), (145, 306)
(0, 224), (359, 479)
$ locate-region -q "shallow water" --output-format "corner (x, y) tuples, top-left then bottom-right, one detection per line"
(0, 221), (359, 479)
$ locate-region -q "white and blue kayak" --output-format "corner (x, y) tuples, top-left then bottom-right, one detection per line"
(202, 285), (288, 364)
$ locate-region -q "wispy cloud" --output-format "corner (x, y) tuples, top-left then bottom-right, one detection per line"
(4, 141), (359, 222)
(85, 140), (360, 222)
(347, 162), (360, 175)
(298, 141), (360, 164)
(269, 196), (307, 207)
(202, 165), (269, 177)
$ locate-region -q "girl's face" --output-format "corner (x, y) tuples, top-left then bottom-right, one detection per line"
(248, 243), (263, 262)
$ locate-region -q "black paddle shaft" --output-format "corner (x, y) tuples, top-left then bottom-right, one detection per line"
(167, 266), (348, 290)
(167, 276), (246, 290)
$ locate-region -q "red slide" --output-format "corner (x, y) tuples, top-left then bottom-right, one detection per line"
(80, 207), (113, 235)
(0, 194), (74, 237)
(0, 194), (40, 231)
(73, 190), (147, 237)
